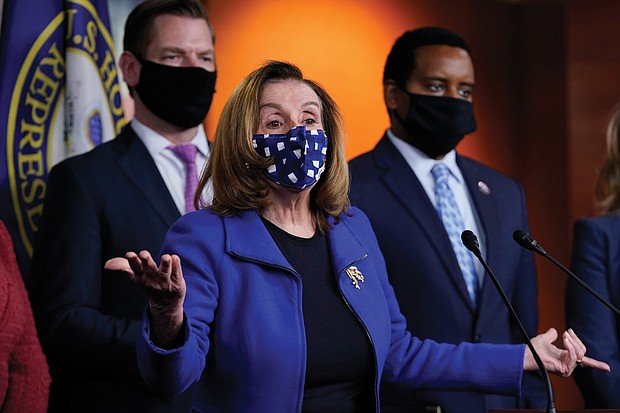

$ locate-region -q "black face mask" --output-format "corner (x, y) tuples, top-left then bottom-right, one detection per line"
(393, 92), (477, 158)
(135, 60), (217, 129)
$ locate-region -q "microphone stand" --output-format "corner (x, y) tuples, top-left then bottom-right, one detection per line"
(513, 229), (620, 317)
(461, 230), (557, 413)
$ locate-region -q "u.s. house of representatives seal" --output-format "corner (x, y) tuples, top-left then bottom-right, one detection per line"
(6, 0), (125, 256)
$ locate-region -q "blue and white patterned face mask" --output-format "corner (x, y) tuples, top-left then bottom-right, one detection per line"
(252, 125), (328, 190)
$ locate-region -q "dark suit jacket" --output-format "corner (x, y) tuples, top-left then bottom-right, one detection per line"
(31, 126), (193, 412)
(349, 134), (546, 413)
(566, 215), (620, 408)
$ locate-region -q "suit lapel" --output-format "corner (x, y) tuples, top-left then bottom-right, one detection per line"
(224, 210), (292, 270)
(458, 156), (501, 309)
(113, 127), (180, 228)
(373, 135), (475, 310)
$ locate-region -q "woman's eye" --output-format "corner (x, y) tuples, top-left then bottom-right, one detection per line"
(267, 120), (282, 128)
(304, 119), (317, 125)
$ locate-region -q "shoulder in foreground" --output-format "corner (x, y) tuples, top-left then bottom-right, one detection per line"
(348, 151), (381, 186)
(173, 207), (222, 228)
(339, 206), (373, 228)
(349, 149), (374, 165)
(344, 205), (365, 216)
(575, 213), (620, 230)
(53, 126), (139, 169)
(458, 154), (522, 185)
(53, 139), (118, 170)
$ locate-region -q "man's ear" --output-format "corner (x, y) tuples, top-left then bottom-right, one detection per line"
(384, 80), (401, 111)
(119, 51), (141, 88)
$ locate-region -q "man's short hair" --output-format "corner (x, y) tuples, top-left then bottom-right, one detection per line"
(383, 27), (471, 88)
(123, 0), (214, 60)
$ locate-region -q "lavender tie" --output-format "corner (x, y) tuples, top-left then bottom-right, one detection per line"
(168, 144), (199, 213)
(432, 163), (478, 305)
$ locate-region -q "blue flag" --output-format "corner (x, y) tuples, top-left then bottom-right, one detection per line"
(0, 0), (125, 285)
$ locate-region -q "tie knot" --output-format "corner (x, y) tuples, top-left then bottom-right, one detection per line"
(168, 144), (198, 165)
(432, 163), (450, 185)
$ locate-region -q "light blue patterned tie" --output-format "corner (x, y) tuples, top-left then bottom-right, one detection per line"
(432, 163), (478, 305)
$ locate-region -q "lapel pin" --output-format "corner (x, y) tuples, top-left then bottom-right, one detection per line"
(477, 180), (491, 195)
(346, 266), (365, 289)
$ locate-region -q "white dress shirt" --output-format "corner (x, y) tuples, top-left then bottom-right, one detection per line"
(387, 128), (485, 286)
(131, 118), (213, 215)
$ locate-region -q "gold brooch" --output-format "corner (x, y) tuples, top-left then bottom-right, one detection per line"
(346, 266), (364, 289)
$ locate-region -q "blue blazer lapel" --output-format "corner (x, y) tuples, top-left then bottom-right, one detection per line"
(224, 211), (368, 274)
(113, 127), (180, 228)
(327, 216), (369, 278)
(224, 210), (292, 270)
(374, 136), (475, 310)
(223, 210), (370, 280)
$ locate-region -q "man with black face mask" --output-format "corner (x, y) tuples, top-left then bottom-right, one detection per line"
(349, 27), (546, 413)
(30, 1), (216, 412)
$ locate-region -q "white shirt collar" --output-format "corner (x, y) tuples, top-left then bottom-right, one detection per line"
(131, 118), (210, 156)
(386, 128), (462, 183)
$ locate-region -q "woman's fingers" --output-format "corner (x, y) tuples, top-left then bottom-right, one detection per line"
(579, 356), (611, 372)
(104, 257), (132, 273)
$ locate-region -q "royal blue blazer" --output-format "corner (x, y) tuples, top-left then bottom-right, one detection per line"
(137, 207), (526, 413)
(566, 215), (620, 408)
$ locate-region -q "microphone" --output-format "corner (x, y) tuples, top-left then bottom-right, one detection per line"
(512, 229), (546, 255)
(461, 230), (557, 413)
(513, 229), (620, 317)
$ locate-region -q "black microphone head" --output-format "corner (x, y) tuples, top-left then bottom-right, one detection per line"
(513, 229), (547, 255)
(461, 230), (480, 253)
(513, 229), (535, 251)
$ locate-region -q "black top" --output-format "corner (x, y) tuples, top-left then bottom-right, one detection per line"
(262, 217), (374, 413)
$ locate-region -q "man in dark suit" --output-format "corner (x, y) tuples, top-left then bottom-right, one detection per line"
(30, 1), (216, 411)
(349, 27), (546, 413)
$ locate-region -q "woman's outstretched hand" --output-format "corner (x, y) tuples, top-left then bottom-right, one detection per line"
(524, 328), (610, 377)
(105, 251), (185, 348)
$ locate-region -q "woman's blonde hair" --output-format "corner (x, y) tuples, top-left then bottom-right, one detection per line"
(595, 102), (620, 215)
(195, 61), (350, 232)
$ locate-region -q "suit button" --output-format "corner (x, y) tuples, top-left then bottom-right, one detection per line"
(474, 334), (481, 343)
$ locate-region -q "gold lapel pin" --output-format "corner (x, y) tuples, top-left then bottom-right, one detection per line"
(346, 266), (365, 289)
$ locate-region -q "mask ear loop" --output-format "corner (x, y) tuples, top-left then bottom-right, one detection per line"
(392, 108), (409, 131)
(390, 91), (415, 140)
(131, 51), (146, 65)
(390, 83), (415, 135)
